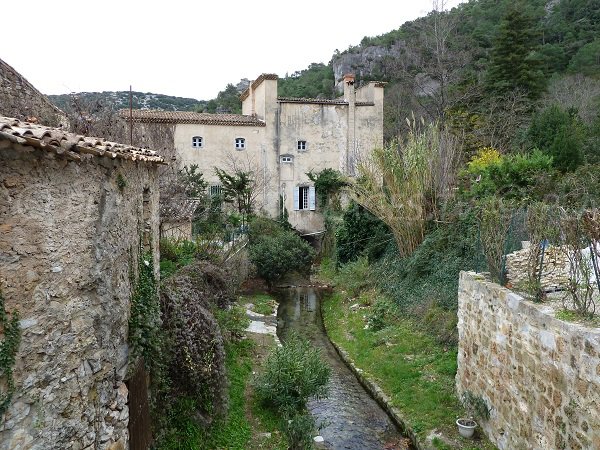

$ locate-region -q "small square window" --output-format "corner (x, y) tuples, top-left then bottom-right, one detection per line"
(192, 136), (203, 148)
(297, 140), (307, 151)
(281, 155), (293, 163)
(209, 185), (222, 197)
(235, 138), (246, 150)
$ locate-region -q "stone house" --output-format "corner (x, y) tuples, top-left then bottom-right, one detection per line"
(123, 73), (385, 234)
(0, 116), (163, 449)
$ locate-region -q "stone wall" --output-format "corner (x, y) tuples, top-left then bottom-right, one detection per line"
(0, 146), (160, 448)
(457, 271), (600, 450)
(0, 58), (68, 128)
(505, 245), (570, 291)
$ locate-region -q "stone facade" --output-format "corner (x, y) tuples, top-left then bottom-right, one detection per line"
(0, 58), (68, 128)
(0, 118), (162, 449)
(123, 73), (385, 234)
(457, 271), (600, 450)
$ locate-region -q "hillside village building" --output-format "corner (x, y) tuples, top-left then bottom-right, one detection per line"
(124, 73), (385, 234)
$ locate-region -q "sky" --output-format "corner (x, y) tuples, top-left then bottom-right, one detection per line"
(2, 0), (465, 101)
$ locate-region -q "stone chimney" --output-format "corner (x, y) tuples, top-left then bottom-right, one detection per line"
(343, 73), (355, 103)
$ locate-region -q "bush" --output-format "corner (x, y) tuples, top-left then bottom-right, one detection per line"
(214, 304), (250, 342)
(366, 297), (397, 331)
(334, 256), (373, 297)
(254, 332), (330, 449)
(254, 332), (330, 412)
(461, 149), (554, 200)
(248, 221), (315, 286)
(159, 238), (198, 279)
(375, 207), (482, 313)
(335, 202), (391, 264)
(528, 104), (584, 171)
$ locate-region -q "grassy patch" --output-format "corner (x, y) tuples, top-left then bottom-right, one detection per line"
(242, 293), (277, 315)
(555, 308), (600, 326)
(322, 291), (496, 449)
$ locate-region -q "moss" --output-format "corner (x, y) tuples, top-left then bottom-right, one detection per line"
(0, 290), (21, 417)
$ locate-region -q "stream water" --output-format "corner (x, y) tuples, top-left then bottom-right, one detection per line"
(274, 286), (410, 450)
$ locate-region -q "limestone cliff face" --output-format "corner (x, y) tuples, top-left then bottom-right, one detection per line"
(0, 58), (68, 128)
(332, 45), (395, 88)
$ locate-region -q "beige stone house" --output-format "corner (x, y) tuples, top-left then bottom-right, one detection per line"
(0, 116), (163, 449)
(123, 73), (384, 234)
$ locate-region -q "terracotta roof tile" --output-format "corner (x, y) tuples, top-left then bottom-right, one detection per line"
(0, 116), (164, 163)
(119, 109), (265, 126)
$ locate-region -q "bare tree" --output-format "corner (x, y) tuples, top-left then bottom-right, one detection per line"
(544, 74), (600, 124)
(411, 0), (473, 123)
(218, 152), (272, 214)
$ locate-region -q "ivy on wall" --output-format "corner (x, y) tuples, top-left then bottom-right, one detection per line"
(128, 246), (165, 384)
(0, 290), (21, 418)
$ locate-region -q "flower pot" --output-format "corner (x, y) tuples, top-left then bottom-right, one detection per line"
(456, 418), (477, 438)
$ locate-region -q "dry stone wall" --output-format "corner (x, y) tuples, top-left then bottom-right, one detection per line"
(0, 146), (160, 449)
(505, 244), (570, 291)
(457, 271), (600, 450)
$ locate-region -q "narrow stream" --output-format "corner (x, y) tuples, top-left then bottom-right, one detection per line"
(275, 286), (410, 450)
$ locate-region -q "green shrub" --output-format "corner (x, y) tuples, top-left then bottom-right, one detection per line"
(366, 297), (397, 331)
(214, 304), (250, 342)
(335, 202), (391, 264)
(462, 149), (554, 200)
(528, 104), (584, 171)
(334, 256), (373, 297)
(249, 228), (315, 285)
(281, 411), (316, 450)
(248, 216), (284, 244)
(254, 332), (330, 448)
(254, 332), (330, 412)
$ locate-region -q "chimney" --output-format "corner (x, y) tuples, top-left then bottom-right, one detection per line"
(343, 73), (355, 102)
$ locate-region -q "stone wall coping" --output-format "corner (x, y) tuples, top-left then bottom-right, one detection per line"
(461, 271), (600, 336)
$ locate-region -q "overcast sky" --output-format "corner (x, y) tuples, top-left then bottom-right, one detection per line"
(2, 0), (465, 101)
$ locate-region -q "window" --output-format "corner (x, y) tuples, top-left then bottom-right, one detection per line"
(293, 185), (316, 211)
(235, 138), (246, 150)
(281, 155), (293, 163)
(209, 185), (222, 197)
(192, 136), (203, 148)
(297, 140), (307, 151)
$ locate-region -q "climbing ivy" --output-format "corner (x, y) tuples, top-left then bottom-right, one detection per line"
(0, 290), (21, 417)
(128, 248), (165, 383)
(307, 168), (348, 209)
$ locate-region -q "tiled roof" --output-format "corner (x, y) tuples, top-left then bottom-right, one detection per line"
(119, 109), (265, 126)
(240, 73), (278, 101)
(0, 116), (164, 163)
(278, 97), (375, 106)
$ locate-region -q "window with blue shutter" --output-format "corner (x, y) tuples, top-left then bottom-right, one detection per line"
(295, 186), (314, 210)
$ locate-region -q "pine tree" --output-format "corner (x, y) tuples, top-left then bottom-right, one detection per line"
(486, 3), (546, 99)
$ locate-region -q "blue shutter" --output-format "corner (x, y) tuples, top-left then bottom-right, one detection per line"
(309, 186), (316, 211)
(293, 186), (300, 211)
